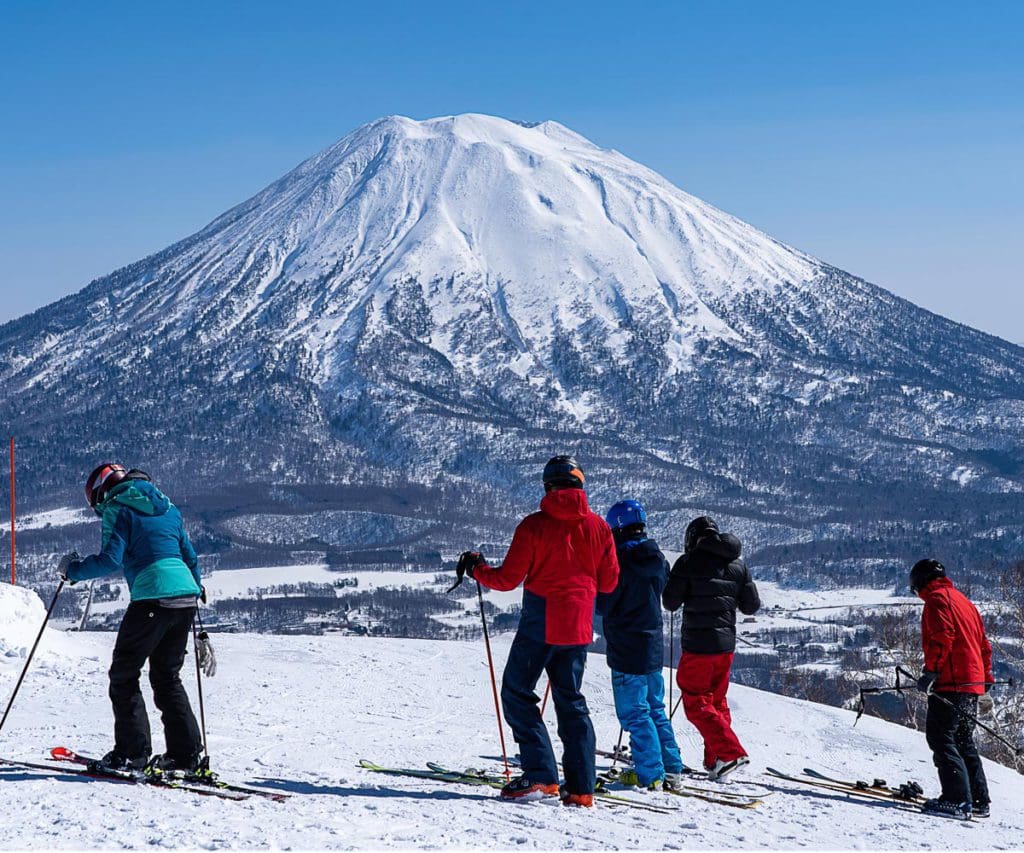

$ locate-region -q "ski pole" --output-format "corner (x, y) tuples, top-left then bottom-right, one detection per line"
(476, 580), (512, 781)
(668, 610), (675, 718)
(609, 726), (625, 772)
(0, 579), (64, 739)
(670, 694), (683, 720)
(192, 613), (209, 760)
(896, 667), (1024, 756)
(940, 679), (1015, 691)
(540, 680), (551, 718)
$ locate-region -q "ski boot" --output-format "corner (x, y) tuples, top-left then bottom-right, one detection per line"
(616, 768), (662, 791)
(920, 798), (972, 821)
(499, 775), (559, 801)
(560, 786), (594, 807)
(145, 752), (211, 784)
(90, 750), (148, 776)
(707, 755), (749, 782)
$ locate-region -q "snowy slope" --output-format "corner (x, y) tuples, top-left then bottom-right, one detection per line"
(1, 115), (820, 390)
(2, 587), (1022, 849)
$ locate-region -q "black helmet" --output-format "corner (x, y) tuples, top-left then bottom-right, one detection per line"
(910, 558), (946, 595)
(684, 515), (719, 553)
(542, 455), (585, 490)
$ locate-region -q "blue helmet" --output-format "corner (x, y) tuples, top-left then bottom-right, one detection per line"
(605, 499), (647, 531)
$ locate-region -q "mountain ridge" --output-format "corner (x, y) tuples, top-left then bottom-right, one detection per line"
(2, 112), (1023, 582)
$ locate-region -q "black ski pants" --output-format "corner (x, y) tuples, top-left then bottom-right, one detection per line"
(925, 692), (990, 806)
(109, 602), (201, 762)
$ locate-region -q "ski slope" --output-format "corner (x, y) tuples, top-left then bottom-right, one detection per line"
(2, 584), (1023, 850)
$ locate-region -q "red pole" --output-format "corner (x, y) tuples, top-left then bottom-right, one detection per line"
(9, 438), (14, 585)
(476, 581), (512, 781)
(540, 680), (551, 717)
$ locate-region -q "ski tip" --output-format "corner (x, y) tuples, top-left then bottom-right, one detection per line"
(50, 746), (74, 761)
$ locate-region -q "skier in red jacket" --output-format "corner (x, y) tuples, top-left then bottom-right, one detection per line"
(461, 455), (619, 807)
(911, 558), (994, 821)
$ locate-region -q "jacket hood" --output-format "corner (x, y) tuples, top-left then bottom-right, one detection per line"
(619, 537), (666, 577)
(918, 575), (954, 599)
(103, 479), (171, 517)
(695, 531), (742, 561)
(540, 488), (590, 521)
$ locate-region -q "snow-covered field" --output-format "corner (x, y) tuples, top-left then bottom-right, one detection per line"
(5, 505), (91, 533)
(2, 585), (1022, 849)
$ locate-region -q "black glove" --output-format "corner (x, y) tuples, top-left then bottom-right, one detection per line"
(57, 551), (81, 584)
(447, 550), (486, 592)
(200, 585), (208, 605)
(917, 671), (939, 694)
(461, 550), (485, 579)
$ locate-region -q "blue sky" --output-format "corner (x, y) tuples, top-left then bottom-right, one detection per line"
(1, 1), (1021, 339)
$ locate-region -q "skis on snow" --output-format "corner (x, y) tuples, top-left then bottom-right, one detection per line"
(800, 767), (924, 801)
(48, 747), (288, 802)
(423, 761), (716, 812)
(765, 767), (926, 814)
(0, 753), (248, 801)
(595, 768), (764, 807)
(358, 759), (674, 813)
(595, 747), (769, 802)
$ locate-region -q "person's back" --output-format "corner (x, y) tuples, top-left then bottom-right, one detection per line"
(664, 528), (759, 654)
(62, 463), (204, 775)
(601, 534), (669, 674)
(598, 500), (682, 790)
(919, 576), (991, 694)
(663, 516), (759, 780)
(485, 487), (617, 645)
(73, 478), (201, 601)
(469, 455), (619, 807)
(911, 559), (994, 820)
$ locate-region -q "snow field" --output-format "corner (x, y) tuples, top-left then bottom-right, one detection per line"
(2, 583), (1023, 849)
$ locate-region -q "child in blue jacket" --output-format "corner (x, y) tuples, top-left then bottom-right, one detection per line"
(598, 499), (683, 790)
(58, 463), (205, 773)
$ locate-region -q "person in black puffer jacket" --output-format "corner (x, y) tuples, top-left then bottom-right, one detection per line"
(597, 500), (683, 790)
(663, 516), (760, 780)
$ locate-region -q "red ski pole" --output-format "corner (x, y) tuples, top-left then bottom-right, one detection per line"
(476, 580), (512, 781)
(540, 680), (551, 717)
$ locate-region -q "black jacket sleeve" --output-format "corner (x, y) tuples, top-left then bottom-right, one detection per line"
(662, 554), (689, 612)
(737, 564), (760, 616)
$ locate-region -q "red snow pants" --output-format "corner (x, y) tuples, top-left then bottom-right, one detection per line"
(676, 651), (747, 768)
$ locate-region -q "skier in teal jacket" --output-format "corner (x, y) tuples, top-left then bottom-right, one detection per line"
(59, 463), (206, 774)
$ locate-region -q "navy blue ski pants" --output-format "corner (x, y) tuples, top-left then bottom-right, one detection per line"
(501, 633), (596, 795)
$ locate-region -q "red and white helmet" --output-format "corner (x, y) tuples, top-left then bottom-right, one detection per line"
(84, 462), (128, 509)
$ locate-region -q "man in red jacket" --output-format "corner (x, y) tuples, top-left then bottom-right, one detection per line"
(911, 558), (993, 821)
(462, 455), (619, 807)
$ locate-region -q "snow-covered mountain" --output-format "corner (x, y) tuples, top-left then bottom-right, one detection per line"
(3, 113), (1024, 580)
(1, 584), (1022, 849)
